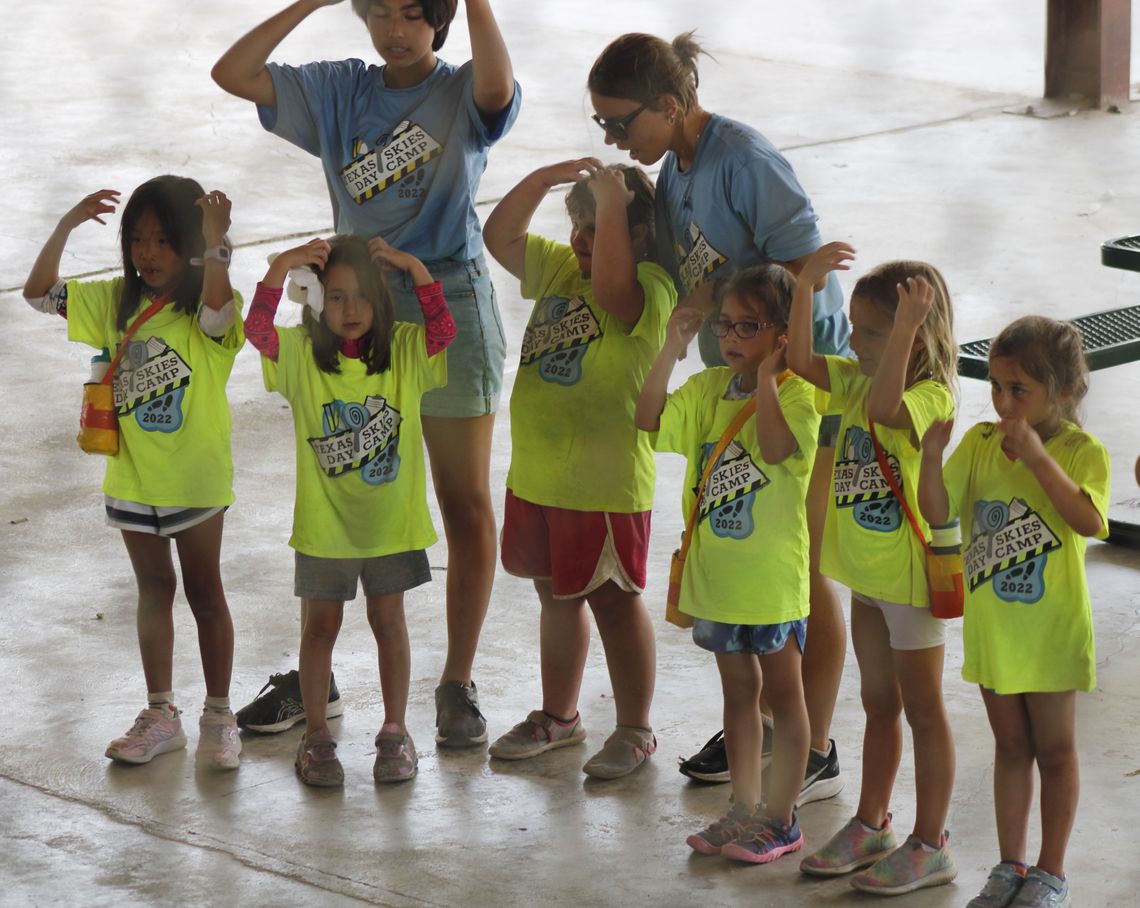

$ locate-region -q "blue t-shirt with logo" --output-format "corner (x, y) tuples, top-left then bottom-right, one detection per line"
(260, 58), (521, 261)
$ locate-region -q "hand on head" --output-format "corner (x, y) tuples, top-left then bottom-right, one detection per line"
(64, 189), (122, 229)
(587, 166), (634, 208)
(195, 190), (232, 245)
(280, 237), (331, 271)
(895, 275), (934, 330)
(541, 157), (604, 188)
(369, 236), (432, 285)
(798, 241), (855, 290)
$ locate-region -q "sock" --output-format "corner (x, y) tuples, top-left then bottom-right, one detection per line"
(859, 817), (887, 833)
(810, 745), (829, 758)
(920, 835), (945, 852)
(148, 691), (174, 709)
(204, 695), (232, 715)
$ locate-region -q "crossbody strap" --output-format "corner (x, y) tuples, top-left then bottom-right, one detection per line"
(101, 296), (168, 386)
(868, 419), (932, 555)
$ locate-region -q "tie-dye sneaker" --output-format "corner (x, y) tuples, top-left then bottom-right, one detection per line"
(968, 862), (1027, 907)
(1010, 868), (1071, 908)
(686, 801), (754, 855)
(721, 808), (804, 865)
(800, 814), (898, 877)
(850, 832), (957, 896)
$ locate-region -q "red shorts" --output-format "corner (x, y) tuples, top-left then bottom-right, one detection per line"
(500, 490), (651, 599)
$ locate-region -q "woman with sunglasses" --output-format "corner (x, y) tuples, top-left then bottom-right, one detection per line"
(589, 31), (850, 805)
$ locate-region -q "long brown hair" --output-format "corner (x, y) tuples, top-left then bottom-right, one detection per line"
(303, 235), (394, 375)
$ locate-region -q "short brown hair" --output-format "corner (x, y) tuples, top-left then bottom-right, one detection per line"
(352, 0), (458, 52)
(989, 315), (1089, 425)
(587, 31), (706, 114)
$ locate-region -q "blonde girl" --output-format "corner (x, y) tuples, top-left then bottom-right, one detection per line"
(789, 242), (960, 896)
(919, 316), (1109, 908)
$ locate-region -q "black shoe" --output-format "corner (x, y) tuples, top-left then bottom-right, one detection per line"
(235, 670), (344, 734)
(679, 718), (774, 784)
(798, 738), (844, 805)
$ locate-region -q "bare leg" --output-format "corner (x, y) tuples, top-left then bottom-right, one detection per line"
(586, 582), (655, 729)
(366, 593), (410, 730)
(757, 640), (810, 823)
(298, 598), (344, 736)
(423, 414), (497, 685)
(536, 579), (589, 719)
(717, 652), (764, 809)
(893, 644), (955, 844)
(121, 530), (177, 695)
(173, 511), (232, 698)
(980, 687), (1034, 864)
(1025, 691), (1078, 878)
(851, 598), (902, 827)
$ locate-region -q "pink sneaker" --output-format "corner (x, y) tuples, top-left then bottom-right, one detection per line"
(197, 711), (241, 770)
(373, 723), (418, 783)
(105, 706), (187, 764)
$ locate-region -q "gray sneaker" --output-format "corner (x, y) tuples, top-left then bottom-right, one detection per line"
(489, 710), (586, 760)
(434, 680), (488, 747)
(968, 862), (1027, 907)
(1010, 868), (1071, 908)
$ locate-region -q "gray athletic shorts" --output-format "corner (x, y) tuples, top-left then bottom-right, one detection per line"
(294, 549), (431, 601)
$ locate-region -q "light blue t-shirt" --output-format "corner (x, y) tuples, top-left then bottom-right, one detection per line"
(259, 58), (521, 261)
(655, 114), (847, 352)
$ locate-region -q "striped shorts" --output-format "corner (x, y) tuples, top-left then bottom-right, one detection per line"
(104, 496), (224, 537)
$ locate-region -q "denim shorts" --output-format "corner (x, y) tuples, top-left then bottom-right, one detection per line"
(692, 617), (808, 656)
(387, 252), (506, 418)
(294, 549), (431, 601)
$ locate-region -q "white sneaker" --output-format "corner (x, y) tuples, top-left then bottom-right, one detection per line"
(197, 711), (242, 770)
(105, 706), (187, 764)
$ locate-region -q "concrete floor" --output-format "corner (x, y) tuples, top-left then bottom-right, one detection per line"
(2, 2), (1139, 906)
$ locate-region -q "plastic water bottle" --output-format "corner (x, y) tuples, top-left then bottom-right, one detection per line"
(88, 348), (111, 383)
(927, 519), (964, 619)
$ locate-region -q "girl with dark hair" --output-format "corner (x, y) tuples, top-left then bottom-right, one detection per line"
(214, 0), (520, 746)
(245, 233), (457, 786)
(23, 178), (245, 770)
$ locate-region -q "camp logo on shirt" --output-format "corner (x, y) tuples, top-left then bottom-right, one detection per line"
(833, 425), (902, 532)
(677, 223), (727, 294)
(696, 440), (769, 539)
(519, 295), (602, 386)
(113, 335), (190, 434)
(308, 394), (402, 486)
(964, 497), (1060, 603)
(340, 121), (443, 205)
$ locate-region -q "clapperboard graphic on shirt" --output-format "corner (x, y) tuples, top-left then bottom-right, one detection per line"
(113, 336), (191, 414)
(678, 223), (727, 294)
(518, 296), (602, 385)
(309, 394), (402, 478)
(964, 497), (1061, 593)
(697, 441), (770, 517)
(340, 121), (443, 205)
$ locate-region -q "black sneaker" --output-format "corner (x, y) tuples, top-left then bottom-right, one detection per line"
(235, 670), (344, 734)
(679, 718), (774, 783)
(798, 738), (844, 805)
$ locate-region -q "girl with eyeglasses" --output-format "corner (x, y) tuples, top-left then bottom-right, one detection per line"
(636, 265), (818, 863)
(588, 29), (849, 809)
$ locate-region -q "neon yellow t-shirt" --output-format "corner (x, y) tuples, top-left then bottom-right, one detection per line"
(819, 355), (954, 606)
(655, 369), (819, 624)
(262, 323), (446, 558)
(507, 234), (676, 512)
(943, 421), (1110, 693)
(65, 278), (244, 507)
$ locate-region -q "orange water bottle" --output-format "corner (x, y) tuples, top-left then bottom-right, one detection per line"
(927, 519), (965, 619)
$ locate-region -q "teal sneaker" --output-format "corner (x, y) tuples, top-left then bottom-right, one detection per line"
(968, 862), (1027, 907)
(800, 814), (898, 877)
(850, 832), (957, 896)
(1010, 867), (1070, 907)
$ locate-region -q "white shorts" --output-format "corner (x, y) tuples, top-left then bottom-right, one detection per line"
(853, 592), (947, 651)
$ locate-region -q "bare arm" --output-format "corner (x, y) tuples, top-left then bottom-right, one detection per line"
(867, 275), (933, 430)
(635, 307), (703, 431)
(787, 242), (853, 390)
(24, 190), (121, 300)
(589, 167), (643, 324)
(465, 0), (515, 115)
(1001, 419), (1104, 537)
(754, 338), (797, 464)
(918, 420), (954, 525)
(211, 0), (342, 106)
(483, 158), (601, 281)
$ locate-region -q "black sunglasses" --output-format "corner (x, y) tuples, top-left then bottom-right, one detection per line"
(591, 103), (648, 140)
